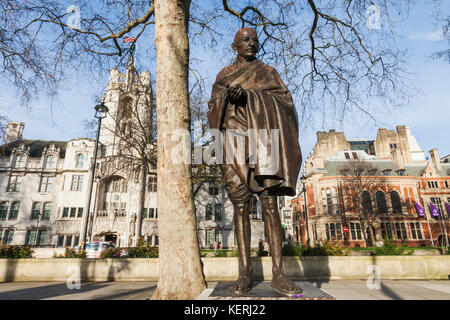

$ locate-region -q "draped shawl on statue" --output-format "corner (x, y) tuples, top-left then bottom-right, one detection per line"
(207, 59), (302, 196)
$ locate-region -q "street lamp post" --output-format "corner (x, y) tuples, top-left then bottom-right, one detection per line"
(81, 99), (109, 249)
(300, 175), (310, 246)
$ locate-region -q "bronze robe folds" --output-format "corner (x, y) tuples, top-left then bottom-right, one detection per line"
(208, 59), (302, 196)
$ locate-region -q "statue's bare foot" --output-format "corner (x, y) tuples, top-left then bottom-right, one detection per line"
(231, 276), (252, 294)
(271, 274), (303, 296)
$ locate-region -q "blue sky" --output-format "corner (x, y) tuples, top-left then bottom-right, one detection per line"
(1, 1), (449, 160)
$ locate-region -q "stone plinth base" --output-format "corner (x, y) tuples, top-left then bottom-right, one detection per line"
(208, 281), (335, 300)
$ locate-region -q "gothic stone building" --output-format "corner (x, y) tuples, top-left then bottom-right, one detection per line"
(292, 126), (450, 248)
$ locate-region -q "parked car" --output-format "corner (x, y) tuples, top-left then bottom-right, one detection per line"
(85, 241), (115, 258)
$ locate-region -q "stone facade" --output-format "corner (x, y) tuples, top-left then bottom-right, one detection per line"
(293, 126), (450, 248)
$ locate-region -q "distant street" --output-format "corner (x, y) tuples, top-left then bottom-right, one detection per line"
(0, 280), (448, 300)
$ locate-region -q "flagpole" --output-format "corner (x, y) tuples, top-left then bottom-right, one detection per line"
(424, 201), (435, 247)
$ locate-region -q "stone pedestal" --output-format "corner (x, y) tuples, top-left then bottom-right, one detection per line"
(209, 281), (335, 300)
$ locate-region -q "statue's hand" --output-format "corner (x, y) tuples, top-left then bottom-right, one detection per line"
(227, 84), (247, 105)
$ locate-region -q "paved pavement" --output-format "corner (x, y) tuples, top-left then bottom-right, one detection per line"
(0, 280), (448, 300)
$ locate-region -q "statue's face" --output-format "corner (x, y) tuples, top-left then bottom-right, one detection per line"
(232, 29), (259, 59)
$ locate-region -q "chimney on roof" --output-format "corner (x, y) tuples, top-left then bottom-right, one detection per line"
(5, 122), (24, 144)
(429, 148), (441, 171)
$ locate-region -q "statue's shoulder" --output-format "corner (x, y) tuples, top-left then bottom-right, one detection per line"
(215, 65), (235, 82)
(256, 60), (278, 74)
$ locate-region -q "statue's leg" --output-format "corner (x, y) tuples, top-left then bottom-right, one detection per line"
(259, 192), (303, 296)
(232, 199), (253, 293)
(221, 164), (254, 293)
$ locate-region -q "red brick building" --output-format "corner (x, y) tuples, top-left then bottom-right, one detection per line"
(292, 126), (450, 248)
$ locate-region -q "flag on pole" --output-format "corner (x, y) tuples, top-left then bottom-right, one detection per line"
(445, 201), (450, 218)
(415, 201), (425, 217)
(122, 37), (136, 55)
(123, 37), (136, 43)
(429, 201), (440, 217)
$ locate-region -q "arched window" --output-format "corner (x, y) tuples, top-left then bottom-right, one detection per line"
(362, 191), (373, 213)
(76, 154), (85, 168)
(390, 191), (402, 214)
(44, 156), (56, 169)
(376, 190), (388, 214)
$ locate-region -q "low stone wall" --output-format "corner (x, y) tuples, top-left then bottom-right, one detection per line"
(0, 256), (448, 282)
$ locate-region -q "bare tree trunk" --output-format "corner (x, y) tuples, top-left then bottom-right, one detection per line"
(152, 0), (206, 300)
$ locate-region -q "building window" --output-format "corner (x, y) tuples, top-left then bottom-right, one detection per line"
(390, 191), (402, 214)
(42, 202), (52, 220)
(214, 204), (222, 221)
(25, 230), (37, 246)
(71, 175), (84, 191)
(7, 176), (22, 192)
(14, 155), (26, 168)
(206, 204), (213, 220)
(74, 236), (80, 247)
(209, 182), (219, 196)
(77, 207), (83, 218)
(31, 202), (41, 219)
(397, 169), (406, 176)
(214, 229), (223, 244)
(75, 154), (85, 168)
(148, 208), (155, 219)
(44, 156), (56, 169)
(57, 236), (64, 247)
(325, 223), (342, 241)
(389, 143), (397, 149)
(326, 189), (333, 214)
(38, 230), (47, 246)
(394, 222), (408, 240)
(0, 202), (8, 219)
(4, 229), (14, 245)
(39, 177), (53, 192)
(362, 191), (373, 213)
(350, 222), (362, 240)
(381, 222), (393, 240)
(65, 235), (73, 247)
(62, 207), (69, 218)
(427, 181), (439, 189)
(382, 170), (392, 176)
(410, 222), (423, 240)
(148, 176), (157, 192)
(70, 207), (77, 218)
(9, 201), (20, 220)
(142, 208), (148, 219)
(445, 181), (449, 188)
(430, 197), (444, 219)
(375, 191), (387, 214)
(344, 152), (351, 160)
(205, 229), (213, 246)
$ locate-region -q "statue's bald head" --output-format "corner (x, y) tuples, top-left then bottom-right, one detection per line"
(232, 28), (259, 62)
(234, 27), (258, 43)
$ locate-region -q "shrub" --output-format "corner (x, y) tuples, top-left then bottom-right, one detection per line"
(0, 244), (34, 258)
(54, 248), (86, 258)
(320, 241), (351, 256)
(374, 239), (414, 256)
(214, 250), (228, 257)
(126, 239), (158, 258)
(282, 243), (303, 256)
